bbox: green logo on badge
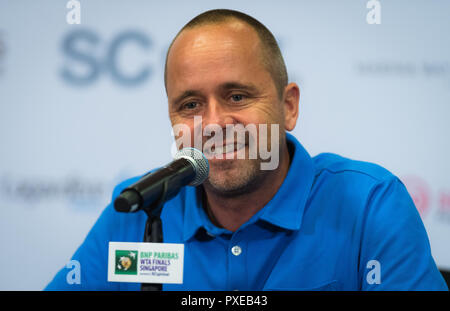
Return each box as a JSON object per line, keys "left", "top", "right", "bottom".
{"left": 115, "top": 250, "right": 138, "bottom": 275}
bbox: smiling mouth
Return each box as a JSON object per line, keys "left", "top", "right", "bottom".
{"left": 203, "top": 143, "right": 247, "bottom": 159}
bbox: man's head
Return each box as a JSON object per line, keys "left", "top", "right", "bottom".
{"left": 165, "top": 9, "right": 299, "bottom": 196}
{"left": 164, "top": 9, "right": 288, "bottom": 99}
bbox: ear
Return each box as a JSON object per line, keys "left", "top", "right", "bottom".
{"left": 282, "top": 83, "right": 300, "bottom": 131}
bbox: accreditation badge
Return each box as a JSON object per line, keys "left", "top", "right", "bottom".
{"left": 107, "top": 242, "right": 184, "bottom": 284}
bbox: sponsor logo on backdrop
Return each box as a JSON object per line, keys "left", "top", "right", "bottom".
{"left": 59, "top": 29, "right": 286, "bottom": 88}
{"left": 401, "top": 175, "right": 450, "bottom": 224}
{"left": 401, "top": 175, "right": 431, "bottom": 219}
{"left": 437, "top": 190, "right": 450, "bottom": 222}
{"left": 0, "top": 172, "right": 131, "bottom": 212}
{"left": 60, "top": 29, "right": 155, "bottom": 87}
{"left": 356, "top": 61, "right": 450, "bottom": 81}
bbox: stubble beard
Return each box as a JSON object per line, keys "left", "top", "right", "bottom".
{"left": 203, "top": 156, "right": 268, "bottom": 198}
{"left": 200, "top": 120, "right": 286, "bottom": 198}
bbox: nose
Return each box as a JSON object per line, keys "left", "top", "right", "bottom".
{"left": 202, "top": 97, "right": 235, "bottom": 129}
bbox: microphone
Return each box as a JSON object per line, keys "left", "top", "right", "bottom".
{"left": 114, "top": 148, "right": 209, "bottom": 213}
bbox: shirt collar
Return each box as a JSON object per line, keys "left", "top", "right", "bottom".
{"left": 182, "top": 132, "right": 315, "bottom": 241}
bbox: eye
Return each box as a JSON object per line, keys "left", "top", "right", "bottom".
{"left": 230, "top": 94, "right": 245, "bottom": 102}
{"left": 182, "top": 102, "right": 198, "bottom": 110}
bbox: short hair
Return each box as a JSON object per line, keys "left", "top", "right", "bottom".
{"left": 164, "top": 9, "right": 288, "bottom": 99}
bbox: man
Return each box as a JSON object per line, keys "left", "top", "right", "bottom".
{"left": 46, "top": 9, "right": 448, "bottom": 290}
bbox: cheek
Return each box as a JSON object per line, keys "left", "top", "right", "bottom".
{"left": 242, "top": 105, "right": 284, "bottom": 144}
{"left": 243, "top": 103, "right": 284, "bottom": 126}
{"left": 171, "top": 118, "right": 195, "bottom": 144}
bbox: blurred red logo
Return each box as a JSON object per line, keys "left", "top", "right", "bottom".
{"left": 400, "top": 175, "right": 431, "bottom": 219}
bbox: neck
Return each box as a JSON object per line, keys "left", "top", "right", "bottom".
{"left": 202, "top": 142, "right": 291, "bottom": 232}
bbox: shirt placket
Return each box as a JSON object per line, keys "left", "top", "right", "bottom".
{"left": 227, "top": 233, "right": 247, "bottom": 291}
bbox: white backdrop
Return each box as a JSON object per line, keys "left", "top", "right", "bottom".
{"left": 0, "top": 0, "right": 449, "bottom": 290}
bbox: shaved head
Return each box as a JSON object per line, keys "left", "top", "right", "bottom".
{"left": 164, "top": 9, "right": 288, "bottom": 99}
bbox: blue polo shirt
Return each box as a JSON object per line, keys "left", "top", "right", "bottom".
{"left": 45, "top": 133, "right": 448, "bottom": 291}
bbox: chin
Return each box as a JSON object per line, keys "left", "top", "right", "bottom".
{"left": 204, "top": 159, "right": 263, "bottom": 196}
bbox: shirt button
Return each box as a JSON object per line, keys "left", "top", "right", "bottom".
{"left": 231, "top": 245, "right": 242, "bottom": 256}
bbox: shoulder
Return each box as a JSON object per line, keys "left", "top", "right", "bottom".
{"left": 309, "top": 153, "right": 407, "bottom": 217}
{"left": 308, "top": 156, "right": 446, "bottom": 290}
{"left": 312, "top": 152, "right": 395, "bottom": 183}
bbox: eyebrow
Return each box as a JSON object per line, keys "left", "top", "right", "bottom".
{"left": 171, "top": 90, "right": 203, "bottom": 107}
{"left": 171, "top": 81, "right": 259, "bottom": 106}
{"left": 219, "top": 82, "right": 259, "bottom": 93}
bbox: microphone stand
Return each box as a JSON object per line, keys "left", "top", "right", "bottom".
{"left": 140, "top": 179, "right": 169, "bottom": 291}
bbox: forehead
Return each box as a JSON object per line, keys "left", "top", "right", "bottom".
{"left": 165, "top": 21, "right": 268, "bottom": 94}
{"left": 172, "top": 20, "right": 260, "bottom": 52}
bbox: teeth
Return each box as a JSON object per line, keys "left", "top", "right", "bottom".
{"left": 205, "top": 143, "right": 246, "bottom": 157}
{"left": 212, "top": 144, "right": 232, "bottom": 155}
